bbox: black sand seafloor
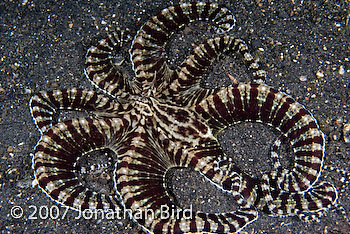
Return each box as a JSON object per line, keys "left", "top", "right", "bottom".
{"left": 0, "top": 0, "right": 349, "bottom": 233}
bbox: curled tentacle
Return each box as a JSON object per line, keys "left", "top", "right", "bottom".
{"left": 261, "top": 174, "right": 337, "bottom": 219}
{"left": 85, "top": 29, "right": 138, "bottom": 97}
{"left": 131, "top": 2, "right": 236, "bottom": 90}
{"left": 33, "top": 117, "right": 130, "bottom": 211}
{"left": 194, "top": 83, "right": 335, "bottom": 216}
{"left": 158, "top": 36, "right": 266, "bottom": 106}
{"left": 114, "top": 126, "right": 258, "bottom": 234}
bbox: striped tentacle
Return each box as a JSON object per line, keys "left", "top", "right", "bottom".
{"left": 119, "top": 97, "right": 239, "bottom": 193}
{"left": 148, "top": 95, "right": 259, "bottom": 205}
{"left": 85, "top": 30, "right": 138, "bottom": 97}
{"left": 261, "top": 174, "right": 337, "bottom": 219}
{"left": 184, "top": 141, "right": 259, "bottom": 209}
{"left": 147, "top": 97, "right": 256, "bottom": 202}
{"left": 194, "top": 83, "right": 336, "bottom": 215}
{"left": 195, "top": 83, "right": 325, "bottom": 192}
{"left": 159, "top": 36, "right": 266, "bottom": 106}
{"left": 33, "top": 117, "right": 129, "bottom": 211}
{"left": 148, "top": 205, "right": 257, "bottom": 234}
{"left": 30, "top": 89, "right": 120, "bottom": 134}
{"left": 131, "top": 1, "right": 236, "bottom": 90}
{"left": 115, "top": 127, "right": 258, "bottom": 234}
{"left": 269, "top": 135, "right": 285, "bottom": 170}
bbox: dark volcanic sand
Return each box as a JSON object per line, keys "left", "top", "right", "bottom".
{"left": 1, "top": 0, "right": 349, "bottom": 233}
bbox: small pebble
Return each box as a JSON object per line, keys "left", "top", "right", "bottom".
{"left": 335, "top": 118, "right": 344, "bottom": 127}
{"left": 316, "top": 71, "right": 324, "bottom": 78}
{"left": 343, "top": 123, "right": 350, "bottom": 143}
{"left": 331, "top": 132, "right": 339, "bottom": 141}
{"left": 299, "top": 75, "right": 308, "bottom": 82}
{"left": 339, "top": 65, "right": 345, "bottom": 75}
{"left": 24, "top": 88, "right": 32, "bottom": 94}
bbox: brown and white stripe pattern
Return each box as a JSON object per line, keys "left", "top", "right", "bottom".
{"left": 29, "top": 89, "right": 121, "bottom": 133}
{"left": 32, "top": 117, "right": 129, "bottom": 211}
{"left": 158, "top": 36, "right": 266, "bottom": 106}
{"left": 113, "top": 121, "right": 258, "bottom": 234}
{"left": 85, "top": 30, "right": 138, "bottom": 97}
{"left": 131, "top": 2, "right": 236, "bottom": 89}
{"left": 194, "top": 83, "right": 337, "bottom": 216}
{"left": 260, "top": 175, "right": 337, "bottom": 218}
{"left": 84, "top": 2, "right": 265, "bottom": 105}
{"left": 30, "top": 1, "right": 340, "bottom": 234}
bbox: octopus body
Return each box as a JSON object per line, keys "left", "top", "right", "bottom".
{"left": 30, "top": 2, "right": 337, "bottom": 233}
